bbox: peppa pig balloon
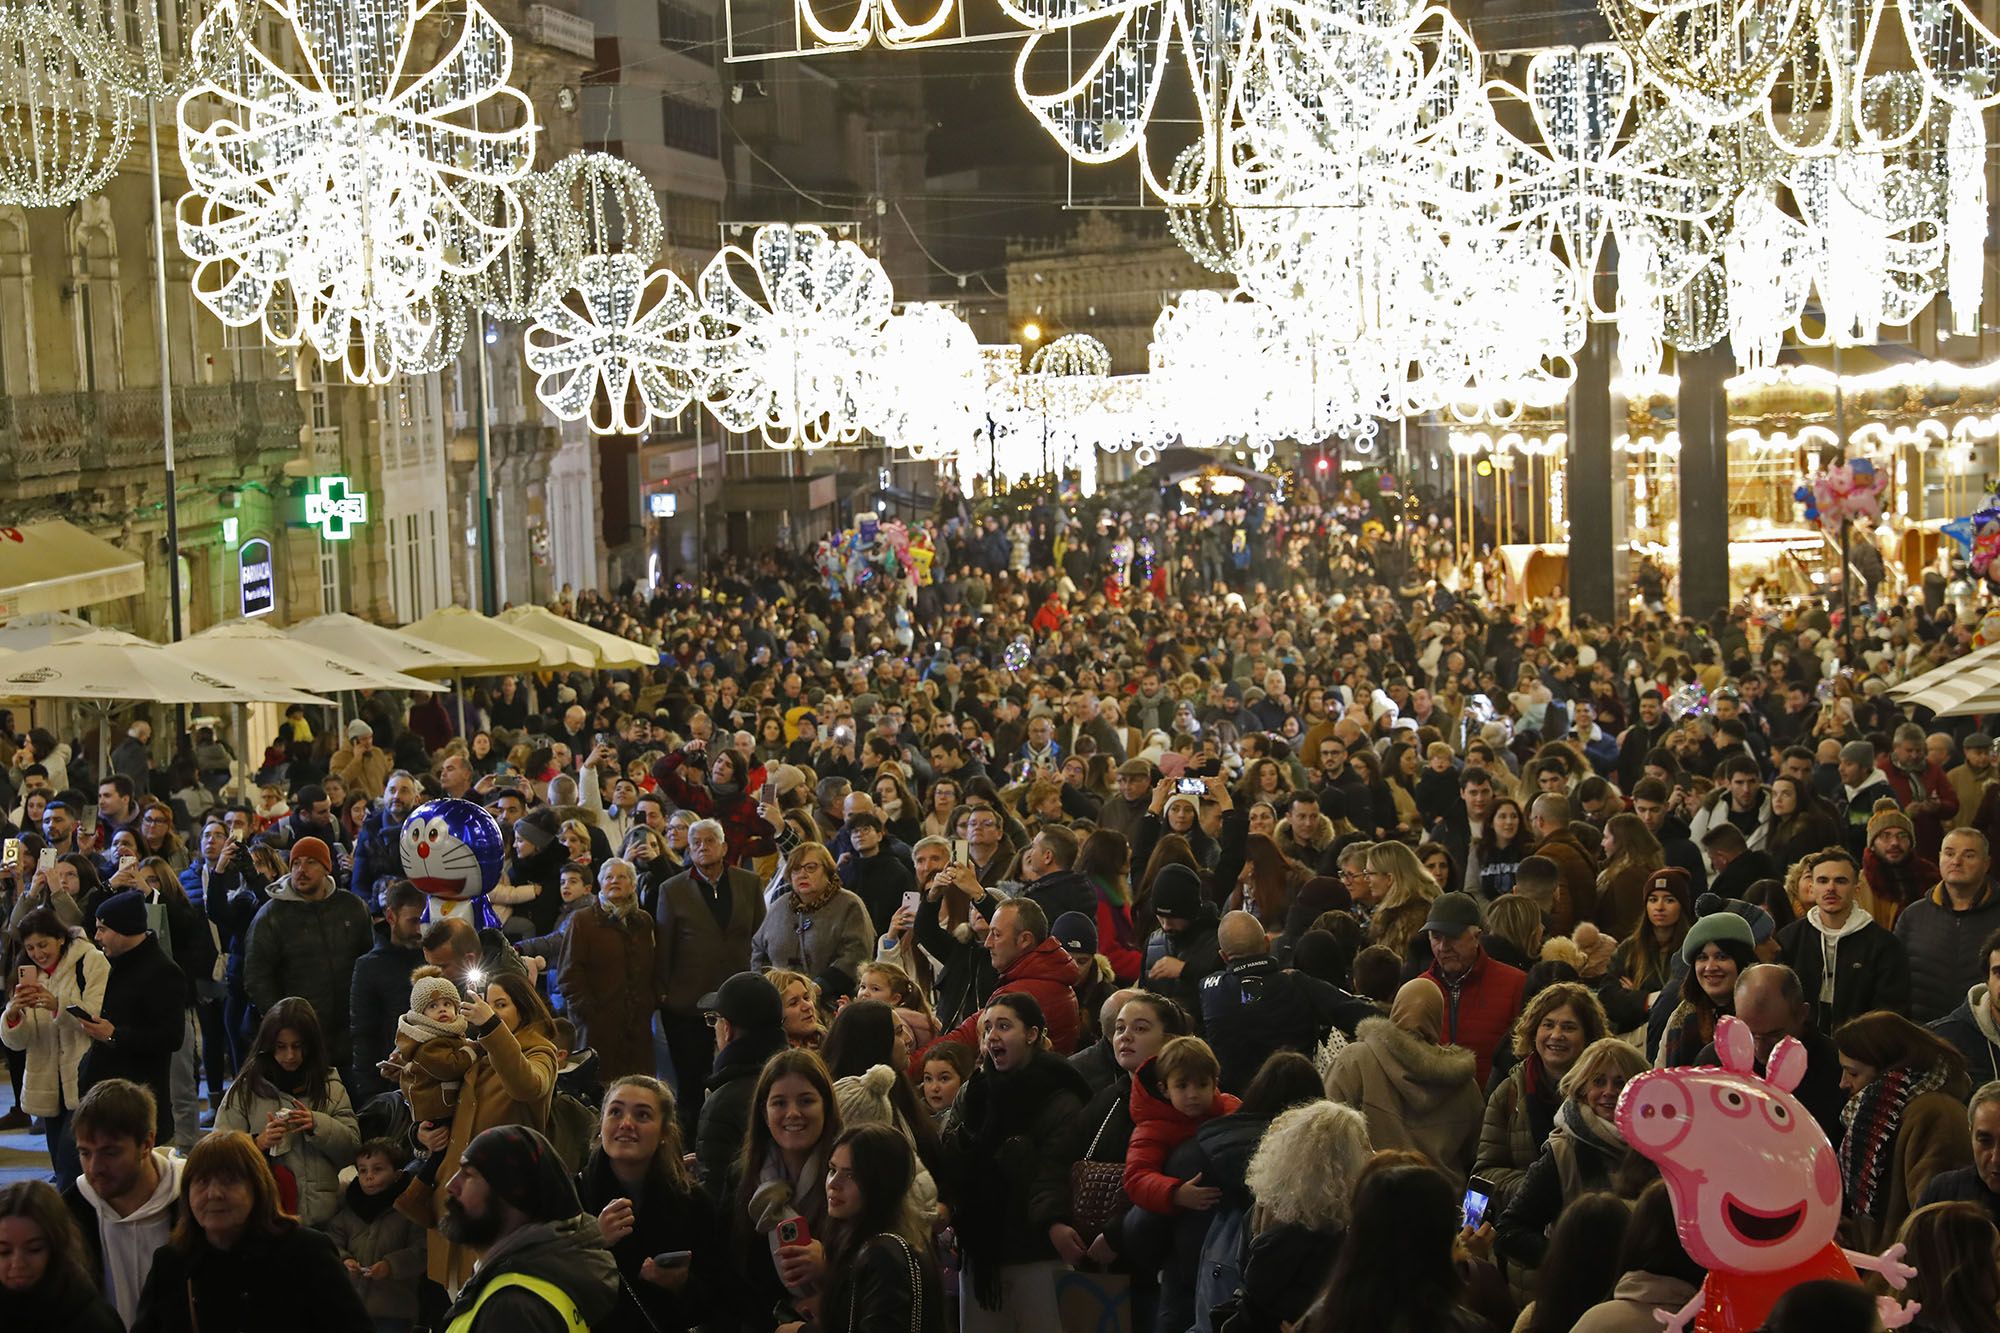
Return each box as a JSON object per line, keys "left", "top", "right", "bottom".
{"left": 1616, "top": 1015, "right": 1919, "bottom": 1333}
{"left": 399, "top": 798, "right": 505, "bottom": 923}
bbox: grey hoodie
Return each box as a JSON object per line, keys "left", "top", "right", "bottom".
{"left": 442, "top": 1215, "right": 619, "bottom": 1333}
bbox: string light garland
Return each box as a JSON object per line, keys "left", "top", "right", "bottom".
{"left": 0, "top": 6, "right": 136, "bottom": 208}
{"left": 62, "top": 0, "right": 235, "bottom": 99}
{"left": 524, "top": 253, "right": 705, "bottom": 434}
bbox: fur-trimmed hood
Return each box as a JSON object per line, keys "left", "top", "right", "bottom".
{"left": 1353, "top": 1015, "right": 1478, "bottom": 1100}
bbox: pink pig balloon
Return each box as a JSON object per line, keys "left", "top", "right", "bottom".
{"left": 1616, "top": 1015, "right": 1920, "bottom": 1333}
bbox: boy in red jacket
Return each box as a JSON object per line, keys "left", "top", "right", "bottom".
{"left": 1123, "top": 1036, "right": 1242, "bottom": 1216}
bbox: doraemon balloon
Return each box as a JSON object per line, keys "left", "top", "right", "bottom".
{"left": 400, "top": 798, "right": 505, "bottom": 926}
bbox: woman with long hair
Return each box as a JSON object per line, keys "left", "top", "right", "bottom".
{"left": 129, "top": 853, "right": 217, "bottom": 1148}
{"left": 775, "top": 1124, "right": 944, "bottom": 1333}
{"left": 395, "top": 971, "right": 559, "bottom": 1292}
{"left": 821, "top": 999, "right": 946, "bottom": 1181}
{"left": 212, "top": 997, "right": 360, "bottom": 1227}
{"left": 1347, "top": 749, "right": 1399, "bottom": 841}
{"left": 1610, "top": 868, "right": 1692, "bottom": 1002}
{"left": 1655, "top": 915, "right": 1757, "bottom": 1068}
{"left": 1595, "top": 815, "right": 1665, "bottom": 940}
{"left": 1897, "top": 1201, "right": 2000, "bottom": 1333}
{"left": 577, "top": 1076, "right": 720, "bottom": 1333}
{"left": 1, "top": 906, "right": 107, "bottom": 1179}
{"left": 1383, "top": 742, "right": 1424, "bottom": 840}
{"left": 136, "top": 803, "right": 190, "bottom": 873}
{"left": 942, "top": 991, "right": 1093, "bottom": 1328}
{"left": 1227, "top": 834, "right": 1307, "bottom": 934}
{"left": 130, "top": 1132, "right": 369, "bottom": 1333}
{"left": 1474, "top": 797, "right": 1535, "bottom": 901}
{"left": 1074, "top": 828, "right": 1141, "bottom": 984}
{"left": 1569, "top": 1180, "right": 1706, "bottom": 1333}
{"left": 872, "top": 771, "right": 923, "bottom": 846}
{"left": 1294, "top": 1162, "right": 1487, "bottom": 1333}
{"left": 732, "top": 1049, "right": 843, "bottom": 1324}
{"left": 1834, "top": 1011, "right": 1975, "bottom": 1249}
{"left": 1766, "top": 775, "right": 1847, "bottom": 876}
{"left": 1475, "top": 982, "right": 1611, "bottom": 1211}
{"left": 1363, "top": 841, "right": 1440, "bottom": 959}
{"left": 0, "top": 1179, "right": 122, "bottom": 1332}
{"left": 1517, "top": 1193, "right": 1633, "bottom": 1333}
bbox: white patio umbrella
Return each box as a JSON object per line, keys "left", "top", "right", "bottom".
{"left": 401, "top": 607, "right": 596, "bottom": 674}
{"left": 167, "top": 621, "right": 448, "bottom": 696}
{"left": 1899, "top": 662, "right": 2000, "bottom": 717}
{"left": 288, "top": 612, "right": 491, "bottom": 676}
{"left": 496, "top": 605, "right": 658, "bottom": 670}
{"left": 0, "top": 629, "right": 336, "bottom": 778}
{"left": 1891, "top": 641, "right": 2000, "bottom": 699}
{"left": 0, "top": 611, "right": 97, "bottom": 652}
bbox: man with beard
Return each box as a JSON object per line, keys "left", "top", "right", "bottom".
{"left": 1878, "top": 722, "right": 1960, "bottom": 862}
{"left": 1862, "top": 802, "right": 1938, "bottom": 928}
{"left": 1616, "top": 690, "right": 1675, "bottom": 791}
{"left": 436, "top": 1125, "right": 619, "bottom": 1333}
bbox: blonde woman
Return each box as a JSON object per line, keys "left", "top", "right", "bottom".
{"left": 1595, "top": 814, "right": 1665, "bottom": 940}
{"left": 1238, "top": 1100, "right": 1376, "bottom": 1331}
{"left": 1365, "top": 840, "right": 1442, "bottom": 958}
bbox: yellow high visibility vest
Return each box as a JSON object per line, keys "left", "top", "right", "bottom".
{"left": 443, "top": 1271, "right": 588, "bottom": 1333}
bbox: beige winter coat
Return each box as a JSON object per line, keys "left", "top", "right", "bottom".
{"left": 0, "top": 932, "right": 110, "bottom": 1116}
{"left": 1324, "top": 1015, "right": 1484, "bottom": 1183}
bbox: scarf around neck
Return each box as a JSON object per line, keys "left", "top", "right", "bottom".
{"left": 1840, "top": 1063, "right": 1950, "bottom": 1219}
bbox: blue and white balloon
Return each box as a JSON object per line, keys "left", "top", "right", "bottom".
{"left": 399, "top": 797, "right": 505, "bottom": 904}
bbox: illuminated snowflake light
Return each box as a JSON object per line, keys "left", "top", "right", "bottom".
{"left": 524, "top": 254, "right": 705, "bottom": 434}
{"left": 175, "top": 0, "right": 538, "bottom": 383}
{"left": 694, "top": 224, "right": 894, "bottom": 447}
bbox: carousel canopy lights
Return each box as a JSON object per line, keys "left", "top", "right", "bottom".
{"left": 175, "top": 0, "right": 539, "bottom": 384}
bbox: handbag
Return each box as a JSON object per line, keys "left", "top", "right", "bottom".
{"left": 1068, "top": 1101, "right": 1126, "bottom": 1239}
{"left": 848, "top": 1233, "right": 924, "bottom": 1333}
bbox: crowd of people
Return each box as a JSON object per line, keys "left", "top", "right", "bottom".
{"left": 3, "top": 476, "right": 2000, "bottom": 1333}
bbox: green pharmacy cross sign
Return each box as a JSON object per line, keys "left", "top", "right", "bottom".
{"left": 305, "top": 475, "right": 369, "bottom": 541}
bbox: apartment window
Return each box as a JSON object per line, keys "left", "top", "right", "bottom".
{"left": 664, "top": 194, "right": 722, "bottom": 250}
{"left": 656, "top": 0, "right": 713, "bottom": 47}
{"left": 661, "top": 93, "right": 719, "bottom": 157}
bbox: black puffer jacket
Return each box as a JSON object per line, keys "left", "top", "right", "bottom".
{"left": 1895, "top": 884, "right": 2000, "bottom": 1024}
{"left": 347, "top": 924, "right": 423, "bottom": 1100}
{"left": 79, "top": 934, "right": 185, "bottom": 1143}
{"left": 1495, "top": 1099, "right": 1654, "bottom": 1269}
{"left": 945, "top": 1050, "right": 1091, "bottom": 1307}
{"left": 131, "top": 1223, "right": 369, "bottom": 1333}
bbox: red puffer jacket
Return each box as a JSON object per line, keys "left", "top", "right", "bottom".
{"left": 1122, "top": 1058, "right": 1241, "bottom": 1216}
{"left": 930, "top": 935, "right": 1084, "bottom": 1056}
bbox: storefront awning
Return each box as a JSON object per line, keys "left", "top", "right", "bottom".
{"left": 0, "top": 520, "right": 144, "bottom": 619}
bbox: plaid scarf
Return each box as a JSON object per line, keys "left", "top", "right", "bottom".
{"left": 1840, "top": 1063, "right": 1949, "bottom": 1219}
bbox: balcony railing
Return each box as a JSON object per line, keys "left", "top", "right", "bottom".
{"left": 0, "top": 379, "right": 306, "bottom": 484}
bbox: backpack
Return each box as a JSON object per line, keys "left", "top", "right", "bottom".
{"left": 544, "top": 1088, "right": 597, "bottom": 1175}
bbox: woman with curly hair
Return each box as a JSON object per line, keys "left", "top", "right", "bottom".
{"left": 1474, "top": 981, "right": 1610, "bottom": 1208}
{"left": 1233, "top": 1098, "right": 1374, "bottom": 1332}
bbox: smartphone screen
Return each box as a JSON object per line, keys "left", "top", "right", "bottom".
{"left": 119, "top": 855, "right": 138, "bottom": 875}
{"left": 1176, "top": 777, "right": 1206, "bottom": 795}
{"left": 1462, "top": 1186, "right": 1490, "bottom": 1231}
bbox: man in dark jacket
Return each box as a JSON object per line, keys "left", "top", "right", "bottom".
{"left": 1015, "top": 825, "right": 1097, "bottom": 922}
{"left": 1773, "top": 847, "right": 1910, "bottom": 1034}
{"left": 1897, "top": 829, "right": 2000, "bottom": 1023}
{"left": 1916, "top": 1085, "right": 2000, "bottom": 1228}
{"left": 910, "top": 850, "right": 999, "bottom": 1033}
{"left": 1200, "top": 911, "right": 1343, "bottom": 1093}
{"left": 80, "top": 891, "right": 187, "bottom": 1144}
{"left": 350, "top": 770, "right": 422, "bottom": 910}
{"left": 1140, "top": 865, "right": 1226, "bottom": 1024}
{"left": 348, "top": 880, "right": 428, "bottom": 1101}
{"left": 1096, "top": 761, "right": 1155, "bottom": 843}
{"left": 837, "top": 810, "right": 917, "bottom": 934}
{"left": 655, "top": 817, "right": 766, "bottom": 1133}
{"left": 693, "top": 971, "right": 789, "bottom": 1195}
{"left": 1931, "top": 928, "right": 2000, "bottom": 1086}
{"left": 242, "top": 837, "right": 374, "bottom": 1068}
{"left": 1699, "top": 824, "right": 1777, "bottom": 903}
{"left": 1528, "top": 793, "right": 1599, "bottom": 930}
{"left": 438, "top": 1125, "right": 620, "bottom": 1333}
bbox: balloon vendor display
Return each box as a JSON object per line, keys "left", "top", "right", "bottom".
{"left": 1615, "top": 1015, "right": 1919, "bottom": 1333}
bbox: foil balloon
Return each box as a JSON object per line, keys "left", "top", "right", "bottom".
{"left": 400, "top": 797, "right": 506, "bottom": 924}
{"left": 1663, "top": 683, "right": 1711, "bottom": 722}
{"left": 1003, "top": 637, "right": 1032, "bottom": 671}
{"left": 1617, "top": 1016, "right": 1919, "bottom": 1333}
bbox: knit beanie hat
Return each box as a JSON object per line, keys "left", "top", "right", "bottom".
{"left": 1866, "top": 798, "right": 1914, "bottom": 845}
{"left": 515, "top": 808, "right": 558, "bottom": 853}
{"left": 1681, "top": 909, "right": 1756, "bottom": 965}
{"left": 289, "top": 836, "right": 333, "bottom": 870}
{"left": 1152, "top": 864, "right": 1205, "bottom": 919}
{"left": 410, "top": 969, "right": 460, "bottom": 1017}
{"left": 95, "top": 889, "right": 149, "bottom": 939}
{"left": 458, "top": 1125, "right": 580, "bottom": 1223}
{"left": 833, "top": 1065, "right": 900, "bottom": 1129}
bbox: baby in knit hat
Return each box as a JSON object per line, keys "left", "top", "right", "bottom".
{"left": 378, "top": 966, "right": 479, "bottom": 1123}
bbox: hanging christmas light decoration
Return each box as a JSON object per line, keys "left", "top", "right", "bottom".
{"left": 694, "top": 224, "right": 894, "bottom": 447}
{"left": 524, "top": 254, "right": 706, "bottom": 434}
{"left": 1596, "top": 0, "right": 1824, "bottom": 124}
{"left": 175, "top": 0, "right": 539, "bottom": 383}
{"left": 865, "top": 303, "right": 987, "bottom": 460}
{"left": 61, "top": 0, "right": 236, "bottom": 99}
{"left": 795, "top": 0, "right": 958, "bottom": 51}
{"left": 0, "top": 6, "right": 136, "bottom": 208}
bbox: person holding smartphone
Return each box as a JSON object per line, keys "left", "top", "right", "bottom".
{"left": 579, "top": 1076, "right": 721, "bottom": 1333}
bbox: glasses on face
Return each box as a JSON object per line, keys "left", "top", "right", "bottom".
{"left": 703, "top": 1011, "right": 721, "bottom": 1028}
